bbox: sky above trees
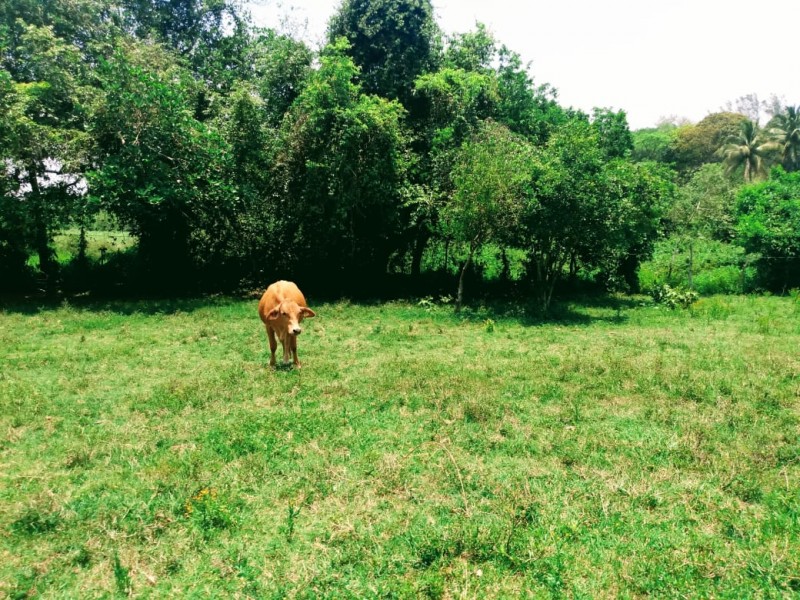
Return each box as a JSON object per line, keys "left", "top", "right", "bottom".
{"left": 250, "top": 0, "right": 800, "bottom": 129}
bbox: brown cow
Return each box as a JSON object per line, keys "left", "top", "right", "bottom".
{"left": 258, "top": 280, "right": 316, "bottom": 368}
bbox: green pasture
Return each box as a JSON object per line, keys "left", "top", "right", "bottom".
{"left": 26, "top": 229, "right": 136, "bottom": 269}
{"left": 1, "top": 295, "right": 799, "bottom": 597}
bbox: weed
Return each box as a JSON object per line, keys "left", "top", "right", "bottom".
{"left": 184, "top": 487, "right": 233, "bottom": 537}
{"left": 651, "top": 284, "right": 699, "bottom": 309}
{"left": 284, "top": 503, "right": 301, "bottom": 543}
{"left": 112, "top": 553, "right": 132, "bottom": 596}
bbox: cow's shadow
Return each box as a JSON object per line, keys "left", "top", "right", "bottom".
{"left": 272, "top": 362, "right": 297, "bottom": 372}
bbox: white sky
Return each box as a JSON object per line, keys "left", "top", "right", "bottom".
{"left": 248, "top": 0, "right": 800, "bottom": 130}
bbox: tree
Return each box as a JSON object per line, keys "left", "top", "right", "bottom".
{"left": 520, "top": 119, "right": 670, "bottom": 307}
{"left": 719, "top": 120, "right": 775, "bottom": 182}
{"left": 592, "top": 107, "right": 633, "bottom": 159}
{"left": 89, "top": 49, "right": 234, "bottom": 286}
{"left": 631, "top": 122, "right": 678, "bottom": 164}
{"left": 0, "top": 70, "right": 31, "bottom": 289}
{"left": 521, "top": 119, "right": 606, "bottom": 309}
{"left": 119, "top": 0, "right": 251, "bottom": 103}
{"left": 768, "top": 105, "right": 800, "bottom": 172}
{"left": 327, "top": 0, "right": 441, "bottom": 107}
{"left": 443, "top": 23, "right": 495, "bottom": 73}
{"left": 670, "top": 112, "right": 747, "bottom": 174}
{"left": 736, "top": 168, "right": 800, "bottom": 290}
{"left": 442, "top": 120, "right": 534, "bottom": 309}
{"left": 0, "top": 22, "right": 95, "bottom": 289}
{"left": 246, "top": 29, "right": 313, "bottom": 126}
{"left": 495, "top": 46, "right": 562, "bottom": 144}
{"left": 668, "top": 163, "right": 739, "bottom": 288}
{"left": 408, "top": 67, "right": 498, "bottom": 274}
{"left": 442, "top": 24, "right": 562, "bottom": 144}
{"left": 273, "top": 39, "right": 409, "bottom": 283}
{"left": 0, "top": 0, "right": 117, "bottom": 78}
{"left": 595, "top": 159, "right": 672, "bottom": 292}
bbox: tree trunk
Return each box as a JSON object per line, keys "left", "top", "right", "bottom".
{"left": 77, "top": 225, "right": 88, "bottom": 265}
{"left": 28, "top": 166, "right": 57, "bottom": 293}
{"left": 569, "top": 252, "right": 577, "bottom": 280}
{"left": 668, "top": 247, "right": 676, "bottom": 281}
{"left": 501, "top": 248, "right": 510, "bottom": 282}
{"left": 410, "top": 224, "right": 429, "bottom": 277}
{"left": 456, "top": 244, "right": 476, "bottom": 313}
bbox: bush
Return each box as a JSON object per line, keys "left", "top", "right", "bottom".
{"left": 693, "top": 266, "right": 744, "bottom": 295}
{"left": 639, "top": 237, "right": 752, "bottom": 295}
{"left": 651, "top": 284, "right": 698, "bottom": 309}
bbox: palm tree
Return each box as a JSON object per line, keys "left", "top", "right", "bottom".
{"left": 719, "top": 120, "right": 775, "bottom": 182}
{"left": 769, "top": 105, "right": 800, "bottom": 172}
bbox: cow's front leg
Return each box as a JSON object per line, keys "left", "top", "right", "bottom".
{"left": 267, "top": 326, "right": 278, "bottom": 367}
{"left": 290, "top": 335, "right": 301, "bottom": 368}
{"left": 281, "top": 336, "right": 291, "bottom": 364}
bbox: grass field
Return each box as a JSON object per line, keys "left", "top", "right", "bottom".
{"left": 1, "top": 294, "right": 799, "bottom": 598}
{"left": 26, "top": 229, "right": 136, "bottom": 269}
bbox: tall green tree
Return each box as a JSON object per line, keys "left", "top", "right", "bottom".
{"left": 407, "top": 67, "right": 498, "bottom": 274}
{"left": 592, "top": 107, "right": 633, "bottom": 159}
{"left": 521, "top": 119, "right": 605, "bottom": 308}
{"left": 521, "top": 119, "right": 670, "bottom": 307}
{"left": 736, "top": 168, "right": 800, "bottom": 290}
{"left": 594, "top": 159, "right": 672, "bottom": 292}
{"left": 443, "top": 120, "right": 534, "bottom": 309}
{"left": 0, "top": 22, "right": 95, "bottom": 288}
{"left": 719, "top": 120, "right": 775, "bottom": 182}
{"left": 0, "top": 0, "right": 117, "bottom": 77}
{"left": 89, "top": 49, "right": 234, "bottom": 285}
{"left": 442, "top": 24, "right": 562, "bottom": 144}
{"left": 327, "top": 0, "right": 441, "bottom": 107}
{"left": 768, "top": 105, "right": 800, "bottom": 172}
{"left": 246, "top": 29, "right": 313, "bottom": 126}
{"left": 668, "top": 163, "right": 739, "bottom": 288}
{"left": 442, "top": 23, "right": 495, "bottom": 73}
{"left": 119, "top": 0, "right": 250, "bottom": 101}
{"left": 273, "top": 39, "right": 409, "bottom": 282}
{"left": 631, "top": 122, "right": 678, "bottom": 164}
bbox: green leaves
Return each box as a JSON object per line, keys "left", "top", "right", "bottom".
{"left": 273, "top": 40, "right": 409, "bottom": 278}
{"left": 328, "top": 0, "right": 441, "bottom": 106}
{"left": 720, "top": 119, "right": 778, "bottom": 183}
{"left": 89, "top": 50, "right": 234, "bottom": 279}
{"left": 446, "top": 120, "right": 533, "bottom": 244}
{"left": 768, "top": 105, "right": 800, "bottom": 172}
{"left": 735, "top": 168, "right": 800, "bottom": 289}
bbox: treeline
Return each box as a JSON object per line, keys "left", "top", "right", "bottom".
{"left": 633, "top": 102, "right": 800, "bottom": 295}
{"left": 1, "top": 0, "right": 798, "bottom": 303}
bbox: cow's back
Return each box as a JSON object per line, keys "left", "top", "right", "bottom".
{"left": 258, "top": 280, "right": 307, "bottom": 323}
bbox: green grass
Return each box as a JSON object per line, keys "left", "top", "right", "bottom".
{"left": 27, "top": 229, "right": 135, "bottom": 268}
{"left": 1, "top": 294, "right": 799, "bottom": 597}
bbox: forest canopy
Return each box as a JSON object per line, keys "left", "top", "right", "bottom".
{"left": 1, "top": 0, "right": 798, "bottom": 303}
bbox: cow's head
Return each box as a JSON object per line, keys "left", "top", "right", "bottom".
{"left": 267, "top": 301, "right": 316, "bottom": 336}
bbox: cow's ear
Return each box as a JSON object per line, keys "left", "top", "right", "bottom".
{"left": 267, "top": 307, "right": 281, "bottom": 320}
{"left": 301, "top": 307, "right": 316, "bottom": 318}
